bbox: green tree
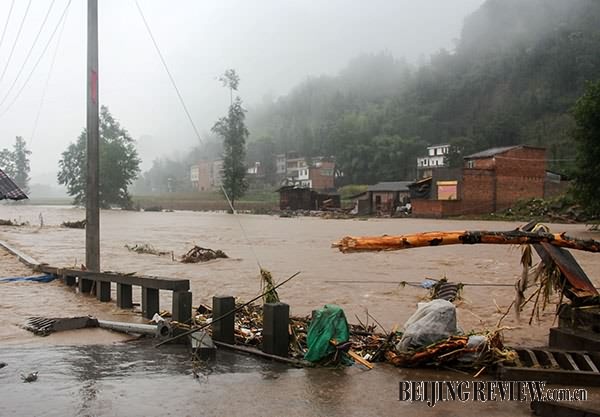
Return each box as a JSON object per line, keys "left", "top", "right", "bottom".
{"left": 212, "top": 69, "right": 248, "bottom": 208}
{"left": 571, "top": 80, "right": 600, "bottom": 216}
{"left": 0, "top": 147, "right": 15, "bottom": 178}
{"left": 57, "top": 106, "right": 141, "bottom": 208}
{"left": 12, "top": 136, "right": 31, "bottom": 192}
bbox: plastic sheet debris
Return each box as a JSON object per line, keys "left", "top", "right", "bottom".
{"left": 397, "top": 299, "right": 460, "bottom": 351}
{"left": 0, "top": 274, "right": 56, "bottom": 283}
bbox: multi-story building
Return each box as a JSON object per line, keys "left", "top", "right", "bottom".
{"left": 416, "top": 144, "right": 451, "bottom": 178}
{"left": 190, "top": 160, "right": 223, "bottom": 191}
{"left": 410, "top": 145, "right": 547, "bottom": 217}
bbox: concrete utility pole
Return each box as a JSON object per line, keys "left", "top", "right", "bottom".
{"left": 83, "top": 0, "right": 105, "bottom": 300}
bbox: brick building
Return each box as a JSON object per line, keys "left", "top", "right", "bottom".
{"left": 411, "top": 145, "right": 547, "bottom": 217}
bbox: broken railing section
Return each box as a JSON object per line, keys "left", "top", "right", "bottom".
{"left": 36, "top": 265, "right": 193, "bottom": 321}
{"left": 333, "top": 230, "right": 600, "bottom": 254}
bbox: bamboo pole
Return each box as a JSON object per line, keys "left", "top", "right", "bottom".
{"left": 332, "top": 230, "right": 600, "bottom": 254}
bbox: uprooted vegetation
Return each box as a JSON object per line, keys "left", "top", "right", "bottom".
{"left": 180, "top": 246, "right": 228, "bottom": 263}
{"left": 61, "top": 219, "right": 86, "bottom": 229}
{"left": 125, "top": 243, "right": 171, "bottom": 256}
{"left": 0, "top": 219, "right": 28, "bottom": 226}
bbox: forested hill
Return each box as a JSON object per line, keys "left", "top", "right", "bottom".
{"left": 246, "top": 0, "right": 600, "bottom": 185}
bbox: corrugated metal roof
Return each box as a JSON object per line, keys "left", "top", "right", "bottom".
{"left": 464, "top": 146, "right": 519, "bottom": 159}
{"left": 0, "top": 169, "right": 28, "bottom": 200}
{"left": 367, "top": 181, "right": 413, "bottom": 192}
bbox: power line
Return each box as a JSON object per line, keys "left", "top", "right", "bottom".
{"left": 0, "top": 0, "right": 56, "bottom": 109}
{"left": 0, "top": 0, "right": 16, "bottom": 55}
{"left": 0, "top": 0, "right": 32, "bottom": 87}
{"left": 134, "top": 0, "right": 203, "bottom": 144}
{"left": 30, "top": 1, "right": 69, "bottom": 146}
{"left": 0, "top": 0, "right": 71, "bottom": 120}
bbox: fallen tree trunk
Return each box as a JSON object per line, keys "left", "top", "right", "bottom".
{"left": 332, "top": 230, "right": 600, "bottom": 254}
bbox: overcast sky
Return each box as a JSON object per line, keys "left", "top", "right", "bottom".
{"left": 0, "top": 0, "right": 485, "bottom": 185}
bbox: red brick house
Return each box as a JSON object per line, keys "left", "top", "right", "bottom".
{"left": 411, "top": 145, "right": 547, "bottom": 217}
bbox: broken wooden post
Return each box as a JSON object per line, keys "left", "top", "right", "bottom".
{"left": 142, "top": 287, "right": 160, "bottom": 319}
{"left": 333, "top": 230, "right": 600, "bottom": 253}
{"left": 172, "top": 291, "right": 192, "bottom": 323}
{"left": 96, "top": 280, "right": 111, "bottom": 302}
{"left": 262, "top": 302, "right": 289, "bottom": 357}
{"left": 117, "top": 283, "right": 133, "bottom": 308}
{"left": 212, "top": 296, "right": 235, "bottom": 344}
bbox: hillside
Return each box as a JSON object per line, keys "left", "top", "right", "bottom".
{"left": 246, "top": 0, "right": 600, "bottom": 185}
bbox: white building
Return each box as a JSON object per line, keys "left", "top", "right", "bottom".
{"left": 417, "top": 144, "right": 450, "bottom": 178}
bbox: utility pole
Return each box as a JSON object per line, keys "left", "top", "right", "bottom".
{"left": 83, "top": 0, "right": 106, "bottom": 300}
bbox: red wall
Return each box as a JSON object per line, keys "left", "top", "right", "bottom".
{"left": 413, "top": 146, "right": 546, "bottom": 217}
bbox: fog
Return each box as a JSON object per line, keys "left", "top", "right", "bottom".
{"left": 0, "top": 0, "right": 484, "bottom": 187}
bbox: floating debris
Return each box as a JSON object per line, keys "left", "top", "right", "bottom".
{"left": 180, "top": 246, "right": 228, "bottom": 263}
{"left": 125, "top": 243, "right": 170, "bottom": 256}
{"left": 21, "top": 372, "right": 38, "bottom": 383}
{"left": 143, "top": 206, "right": 163, "bottom": 212}
{"left": 61, "top": 219, "right": 86, "bottom": 229}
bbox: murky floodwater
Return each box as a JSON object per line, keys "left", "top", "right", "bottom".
{"left": 1, "top": 205, "right": 599, "bottom": 416}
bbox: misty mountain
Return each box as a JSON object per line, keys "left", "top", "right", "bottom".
{"left": 246, "top": 0, "right": 600, "bottom": 184}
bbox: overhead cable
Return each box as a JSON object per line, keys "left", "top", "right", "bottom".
{"left": 134, "top": 0, "right": 203, "bottom": 144}
{"left": 0, "top": 0, "right": 71, "bottom": 119}
{"left": 0, "top": 0, "right": 32, "bottom": 86}
{"left": 0, "top": 0, "right": 56, "bottom": 109}
{"left": 0, "top": 0, "right": 16, "bottom": 55}
{"left": 30, "top": 2, "right": 69, "bottom": 145}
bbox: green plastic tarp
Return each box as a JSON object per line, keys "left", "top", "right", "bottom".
{"left": 304, "top": 304, "right": 350, "bottom": 362}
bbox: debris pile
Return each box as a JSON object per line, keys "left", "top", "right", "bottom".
{"left": 125, "top": 243, "right": 170, "bottom": 256}
{"left": 180, "top": 246, "right": 228, "bottom": 263}
{"left": 0, "top": 218, "right": 27, "bottom": 226}
{"left": 503, "top": 197, "right": 593, "bottom": 223}
{"left": 193, "top": 300, "right": 514, "bottom": 371}
{"left": 61, "top": 219, "right": 86, "bottom": 229}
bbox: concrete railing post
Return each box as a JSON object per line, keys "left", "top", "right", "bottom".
{"left": 117, "top": 283, "right": 133, "bottom": 308}
{"left": 262, "top": 302, "right": 290, "bottom": 357}
{"left": 97, "top": 281, "right": 111, "bottom": 302}
{"left": 172, "top": 291, "right": 193, "bottom": 324}
{"left": 212, "top": 296, "right": 235, "bottom": 344}
{"left": 142, "top": 287, "right": 160, "bottom": 319}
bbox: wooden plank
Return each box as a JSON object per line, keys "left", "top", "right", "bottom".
{"left": 213, "top": 340, "right": 314, "bottom": 368}
{"left": 582, "top": 354, "right": 600, "bottom": 373}
{"left": 544, "top": 351, "right": 561, "bottom": 369}
{"left": 37, "top": 265, "right": 189, "bottom": 291}
{"left": 563, "top": 353, "right": 581, "bottom": 371}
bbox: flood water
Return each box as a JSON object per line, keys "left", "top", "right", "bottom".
{"left": 1, "top": 205, "right": 599, "bottom": 416}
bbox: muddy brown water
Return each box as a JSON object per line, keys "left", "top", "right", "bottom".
{"left": 1, "top": 205, "right": 599, "bottom": 416}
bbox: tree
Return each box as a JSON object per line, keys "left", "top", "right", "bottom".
{"left": 12, "top": 136, "right": 31, "bottom": 192}
{"left": 58, "top": 106, "right": 141, "bottom": 208}
{"left": 0, "top": 147, "right": 15, "bottom": 178}
{"left": 212, "top": 69, "right": 248, "bottom": 208}
{"left": 571, "top": 80, "right": 600, "bottom": 217}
